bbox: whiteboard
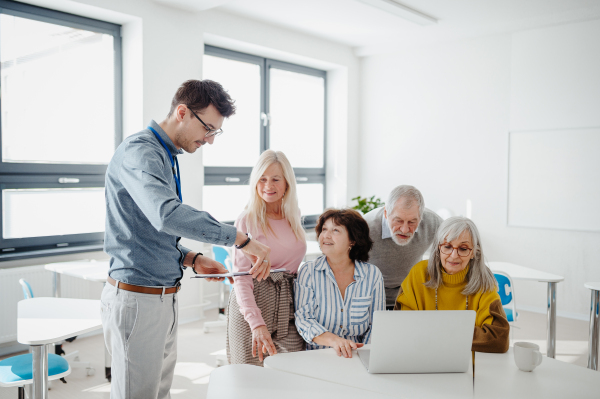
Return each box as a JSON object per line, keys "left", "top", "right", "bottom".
{"left": 507, "top": 128, "right": 600, "bottom": 232}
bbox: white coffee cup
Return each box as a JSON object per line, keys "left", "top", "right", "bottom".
{"left": 514, "top": 342, "right": 543, "bottom": 372}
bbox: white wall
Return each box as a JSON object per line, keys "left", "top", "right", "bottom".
{"left": 9, "top": 0, "right": 360, "bottom": 319}
{"left": 359, "top": 19, "right": 600, "bottom": 318}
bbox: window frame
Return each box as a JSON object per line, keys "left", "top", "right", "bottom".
{"left": 203, "top": 45, "right": 327, "bottom": 228}
{"left": 0, "top": 0, "right": 122, "bottom": 261}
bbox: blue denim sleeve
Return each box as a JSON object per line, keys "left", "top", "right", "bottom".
{"left": 120, "top": 140, "right": 237, "bottom": 247}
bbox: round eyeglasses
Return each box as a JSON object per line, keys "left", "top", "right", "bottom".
{"left": 439, "top": 244, "right": 473, "bottom": 257}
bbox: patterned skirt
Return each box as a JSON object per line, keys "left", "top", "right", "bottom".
{"left": 226, "top": 272, "right": 306, "bottom": 366}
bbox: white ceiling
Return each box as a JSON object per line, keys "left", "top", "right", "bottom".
{"left": 153, "top": 0, "right": 600, "bottom": 56}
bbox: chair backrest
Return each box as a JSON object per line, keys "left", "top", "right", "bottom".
{"left": 19, "top": 278, "right": 34, "bottom": 299}
{"left": 494, "top": 272, "right": 514, "bottom": 306}
{"left": 212, "top": 246, "right": 231, "bottom": 269}
{"left": 212, "top": 246, "right": 233, "bottom": 288}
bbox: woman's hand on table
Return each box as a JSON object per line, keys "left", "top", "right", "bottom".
{"left": 252, "top": 325, "right": 277, "bottom": 361}
{"left": 313, "top": 332, "right": 364, "bottom": 358}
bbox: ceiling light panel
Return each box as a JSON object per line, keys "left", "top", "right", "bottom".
{"left": 356, "top": 0, "right": 437, "bottom": 25}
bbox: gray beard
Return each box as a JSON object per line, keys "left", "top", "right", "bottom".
{"left": 391, "top": 233, "right": 414, "bottom": 246}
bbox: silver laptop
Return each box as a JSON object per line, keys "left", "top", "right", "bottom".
{"left": 357, "top": 310, "right": 476, "bottom": 374}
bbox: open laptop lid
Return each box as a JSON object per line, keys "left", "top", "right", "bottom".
{"left": 367, "top": 310, "right": 476, "bottom": 374}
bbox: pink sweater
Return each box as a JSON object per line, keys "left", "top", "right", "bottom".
{"left": 233, "top": 212, "right": 307, "bottom": 330}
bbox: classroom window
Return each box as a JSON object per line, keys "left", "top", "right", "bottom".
{"left": 0, "top": 0, "right": 122, "bottom": 261}
{"left": 202, "top": 46, "right": 326, "bottom": 226}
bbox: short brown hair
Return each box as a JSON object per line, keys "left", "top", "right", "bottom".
{"left": 315, "top": 208, "right": 373, "bottom": 262}
{"left": 167, "top": 79, "right": 236, "bottom": 118}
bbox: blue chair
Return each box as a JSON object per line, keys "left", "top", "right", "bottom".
{"left": 18, "top": 279, "right": 33, "bottom": 300}
{"left": 494, "top": 272, "right": 518, "bottom": 322}
{"left": 0, "top": 350, "right": 71, "bottom": 398}
{"left": 211, "top": 246, "right": 234, "bottom": 310}
{"left": 203, "top": 246, "right": 233, "bottom": 334}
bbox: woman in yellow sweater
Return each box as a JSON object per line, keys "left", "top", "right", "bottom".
{"left": 395, "top": 216, "right": 509, "bottom": 353}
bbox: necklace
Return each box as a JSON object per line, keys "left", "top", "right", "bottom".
{"left": 435, "top": 288, "right": 468, "bottom": 311}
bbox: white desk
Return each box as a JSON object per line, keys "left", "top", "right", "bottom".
{"left": 584, "top": 282, "right": 600, "bottom": 370}
{"left": 45, "top": 260, "right": 111, "bottom": 380}
{"left": 207, "top": 364, "right": 396, "bottom": 399}
{"left": 17, "top": 298, "right": 102, "bottom": 399}
{"left": 488, "top": 262, "right": 564, "bottom": 358}
{"left": 45, "top": 260, "right": 110, "bottom": 297}
{"left": 264, "top": 345, "right": 473, "bottom": 399}
{"left": 474, "top": 347, "right": 600, "bottom": 399}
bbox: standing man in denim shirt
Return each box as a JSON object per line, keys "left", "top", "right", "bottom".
{"left": 102, "top": 80, "right": 271, "bottom": 399}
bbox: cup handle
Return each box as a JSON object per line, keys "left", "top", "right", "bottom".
{"left": 533, "top": 350, "right": 543, "bottom": 367}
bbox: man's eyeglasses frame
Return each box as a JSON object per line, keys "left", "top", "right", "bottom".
{"left": 188, "top": 106, "right": 223, "bottom": 138}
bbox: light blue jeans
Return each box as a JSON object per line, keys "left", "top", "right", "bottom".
{"left": 101, "top": 282, "right": 178, "bottom": 399}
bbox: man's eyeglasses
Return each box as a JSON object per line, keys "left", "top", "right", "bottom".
{"left": 439, "top": 244, "right": 473, "bottom": 257}
{"left": 188, "top": 107, "right": 223, "bottom": 138}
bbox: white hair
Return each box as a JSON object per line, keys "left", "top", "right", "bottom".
{"left": 385, "top": 185, "right": 425, "bottom": 217}
{"left": 424, "top": 216, "right": 497, "bottom": 295}
{"left": 244, "top": 150, "right": 305, "bottom": 241}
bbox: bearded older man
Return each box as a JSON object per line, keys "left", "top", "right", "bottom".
{"left": 363, "top": 185, "right": 442, "bottom": 310}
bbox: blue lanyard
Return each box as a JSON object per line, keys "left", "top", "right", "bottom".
{"left": 148, "top": 126, "right": 182, "bottom": 202}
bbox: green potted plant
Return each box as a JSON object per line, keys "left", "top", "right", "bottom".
{"left": 351, "top": 195, "right": 384, "bottom": 214}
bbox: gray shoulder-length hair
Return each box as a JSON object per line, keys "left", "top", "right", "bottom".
{"left": 424, "top": 216, "right": 497, "bottom": 296}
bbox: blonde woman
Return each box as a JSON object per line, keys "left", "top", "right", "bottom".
{"left": 226, "top": 150, "right": 307, "bottom": 366}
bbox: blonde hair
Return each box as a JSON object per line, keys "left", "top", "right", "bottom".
{"left": 244, "top": 150, "right": 305, "bottom": 241}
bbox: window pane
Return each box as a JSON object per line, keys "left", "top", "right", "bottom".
{"left": 202, "top": 55, "right": 261, "bottom": 167}
{"left": 0, "top": 15, "right": 116, "bottom": 164}
{"left": 297, "top": 184, "right": 324, "bottom": 216}
{"left": 2, "top": 188, "right": 105, "bottom": 239}
{"left": 269, "top": 69, "right": 324, "bottom": 168}
{"left": 203, "top": 185, "right": 250, "bottom": 223}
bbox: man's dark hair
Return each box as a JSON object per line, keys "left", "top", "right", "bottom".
{"left": 315, "top": 208, "right": 374, "bottom": 262}
{"left": 167, "top": 79, "right": 236, "bottom": 118}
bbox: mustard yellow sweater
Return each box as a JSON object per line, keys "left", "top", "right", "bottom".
{"left": 395, "top": 260, "right": 509, "bottom": 353}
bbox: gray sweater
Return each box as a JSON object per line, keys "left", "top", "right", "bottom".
{"left": 363, "top": 207, "right": 442, "bottom": 307}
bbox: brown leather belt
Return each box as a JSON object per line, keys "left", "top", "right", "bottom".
{"left": 107, "top": 276, "right": 180, "bottom": 295}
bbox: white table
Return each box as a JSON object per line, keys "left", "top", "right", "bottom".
{"left": 207, "top": 364, "right": 396, "bottom": 399}
{"left": 488, "top": 262, "right": 564, "bottom": 358}
{"left": 474, "top": 347, "right": 600, "bottom": 398}
{"left": 45, "top": 260, "right": 110, "bottom": 297}
{"left": 17, "top": 298, "right": 102, "bottom": 399}
{"left": 45, "top": 260, "right": 111, "bottom": 379}
{"left": 584, "top": 282, "right": 600, "bottom": 370}
{"left": 264, "top": 345, "right": 474, "bottom": 399}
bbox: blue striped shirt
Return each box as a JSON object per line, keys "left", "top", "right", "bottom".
{"left": 294, "top": 256, "right": 386, "bottom": 350}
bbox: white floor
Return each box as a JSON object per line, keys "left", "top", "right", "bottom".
{"left": 0, "top": 309, "right": 594, "bottom": 399}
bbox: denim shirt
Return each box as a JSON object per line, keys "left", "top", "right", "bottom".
{"left": 104, "top": 120, "right": 237, "bottom": 287}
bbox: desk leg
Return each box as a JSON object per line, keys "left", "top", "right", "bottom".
{"left": 588, "top": 289, "right": 600, "bottom": 370}
{"left": 53, "top": 272, "right": 61, "bottom": 298}
{"left": 32, "top": 345, "right": 48, "bottom": 399}
{"left": 102, "top": 281, "right": 112, "bottom": 381}
{"left": 105, "top": 345, "right": 112, "bottom": 381}
{"left": 547, "top": 282, "right": 557, "bottom": 358}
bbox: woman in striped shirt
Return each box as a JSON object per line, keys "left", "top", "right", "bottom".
{"left": 295, "top": 208, "right": 386, "bottom": 358}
